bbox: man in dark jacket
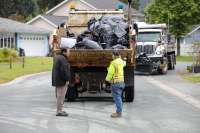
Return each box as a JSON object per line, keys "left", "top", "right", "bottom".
{"left": 52, "top": 49, "right": 70, "bottom": 116}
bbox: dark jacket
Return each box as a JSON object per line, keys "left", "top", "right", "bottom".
{"left": 52, "top": 54, "right": 70, "bottom": 87}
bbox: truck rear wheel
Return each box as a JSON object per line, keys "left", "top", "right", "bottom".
{"left": 124, "top": 86, "right": 134, "bottom": 102}
{"left": 66, "top": 86, "right": 78, "bottom": 101}
{"left": 168, "top": 54, "right": 175, "bottom": 70}
{"left": 158, "top": 64, "right": 168, "bottom": 74}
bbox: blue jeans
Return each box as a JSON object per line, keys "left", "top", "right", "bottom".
{"left": 111, "top": 83, "right": 125, "bottom": 113}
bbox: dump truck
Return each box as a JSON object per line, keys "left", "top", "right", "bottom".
{"left": 52, "top": 9, "right": 135, "bottom": 102}
{"left": 135, "top": 22, "right": 176, "bottom": 74}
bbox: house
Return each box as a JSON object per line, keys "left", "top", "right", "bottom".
{"left": 27, "top": 15, "right": 68, "bottom": 32}
{"left": 0, "top": 17, "right": 50, "bottom": 56}
{"left": 27, "top": 0, "right": 144, "bottom": 31}
{"left": 180, "top": 25, "right": 200, "bottom": 55}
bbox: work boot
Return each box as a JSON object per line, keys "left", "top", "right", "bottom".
{"left": 110, "top": 112, "right": 122, "bottom": 118}
{"left": 56, "top": 111, "right": 69, "bottom": 117}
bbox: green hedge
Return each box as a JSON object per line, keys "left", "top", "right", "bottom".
{"left": 0, "top": 48, "right": 18, "bottom": 58}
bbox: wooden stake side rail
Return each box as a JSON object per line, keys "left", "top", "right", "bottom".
{"left": 67, "top": 49, "right": 135, "bottom": 67}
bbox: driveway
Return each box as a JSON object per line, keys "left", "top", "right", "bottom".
{"left": 0, "top": 62, "right": 200, "bottom": 133}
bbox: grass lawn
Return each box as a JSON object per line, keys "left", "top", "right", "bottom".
{"left": 183, "top": 75, "right": 200, "bottom": 83}
{"left": 0, "top": 57, "right": 53, "bottom": 84}
{"left": 176, "top": 56, "right": 193, "bottom": 62}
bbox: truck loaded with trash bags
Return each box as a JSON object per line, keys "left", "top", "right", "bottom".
{"left": 52, "top": 10, "right": 136, "bottom": 102}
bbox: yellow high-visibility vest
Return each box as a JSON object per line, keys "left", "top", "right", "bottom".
{"left": 106, "top": 57, "right": 126, "bottom": 83}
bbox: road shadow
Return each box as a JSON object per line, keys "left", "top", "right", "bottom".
{"left": 65, "top": 96, "right": 114, "bottom": 102}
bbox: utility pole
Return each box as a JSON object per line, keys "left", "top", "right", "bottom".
{"left": 128, "top": 0, "right": 132, "bottom": 48}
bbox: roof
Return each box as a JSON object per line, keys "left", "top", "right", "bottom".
{"left": 187, "top": 25, "right": 200, "bottom": 36}
{"left": 84, "top": 0, "right": 144, "bottom": 16}
{"left": 46, "top": 0, "right": 97, "bottom": 15}
{"left": 42, "top": 15, "right": 68, "bottom": 26}
{"left": 46, "top": 0, "right": 144, "bottom": 16}
{"left": 27, "top": 15, "right": 68, "bottom": 28}
{"left": 0, "top": 17, "right": 50, "bottom": 34}
{"left": 84, "top": 0, "right": 124, "bottom": 9}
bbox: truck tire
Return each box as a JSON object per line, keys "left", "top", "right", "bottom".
{"left": 172, "top": 54, "right": 175, "bottom": 70}
{"left": 66, "top": 86, "right": 78, "bottom": 101}
{"left": 158, "top": 64, "right": 168, "bottom": 74}
{"left": 124, "top": 86, "right": 134, "bottom": 102}
{"left": 168, "top": 54, "right": 175, "bottom": 70}
{"left": 172, "top": 61, "right": 175, "bottom": 70}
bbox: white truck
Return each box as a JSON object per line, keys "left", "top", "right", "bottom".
{"left": 135, "top": 22, "right": 176, "bottom": 74}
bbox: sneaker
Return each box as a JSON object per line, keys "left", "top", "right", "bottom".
{"left": 56, "top": 112, "right": 69, "bottom": 117}
{"left": 110, "top": 112, "right": 122, "bottom": 118}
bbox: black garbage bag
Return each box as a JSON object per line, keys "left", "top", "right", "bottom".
{"left": 86, "top": 16, "right": 130, "bottom": 49}
{"left": 77, "top": 31, "right": 94, "bottom": 42}
{"left": 117, "top": 37, "right": 129, "bottom": 47}
{"left": 100, "top": 16, "right": 128, "bottom": 38}
{"left": 74, "top": 42, "right": 87, "bottom": 49}
{"left": 77, "top": 33, "right": 86, "bottom": 42}
{"left": 99, "top": 34, "right": 118, "bottom": 49}
{"left": 88, "top": 17, "right": 97, "bottom": 31}
{"left": 111, "top": 44, "right": 127, "bottom": 49}
{"left": 81, "top": 38, "right": 103, "bottom": 49}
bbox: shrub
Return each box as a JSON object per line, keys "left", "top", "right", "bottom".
{"left": 0, "top": 48, "right": 18, "bottom": 58}
{"left": 10, "top": 49, "right": 18, "bottom": 58}
{"left": 2, "top": 48, "right": 10, "bottom": 58}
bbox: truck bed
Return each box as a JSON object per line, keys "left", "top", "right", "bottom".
{"left": 68, "top": 49, "right": 135, "bottom": 67}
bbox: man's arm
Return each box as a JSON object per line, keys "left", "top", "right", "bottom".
{"left": 60, "top": 56, "right": 70, "bottom": 81}
{"left": 105, "top": 63, "right": 115, "bottom": 83}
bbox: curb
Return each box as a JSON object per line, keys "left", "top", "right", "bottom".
{"left": 0, "top": 72, "right": 50, "bottom": 87}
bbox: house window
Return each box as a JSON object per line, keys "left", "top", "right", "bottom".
{"left": 7, "top": 38, "right": 10, "bottom": 48}
{"left": 4, "top": 37, "right": 7, "bottom": 48}
{"left": 11, "top": 38, "right": 14, "bottom": 48}
{"left": 0, "top": 34, "right": 15, "bottom": 49}
{"left": 0, "top": 34, "right": 3, "bottom": 48}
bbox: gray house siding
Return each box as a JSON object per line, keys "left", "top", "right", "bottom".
{"left": 181, "top": 28, "right": 200, "bottom": 55}
{"left": 185, "top": 29, "right": 200, "bottom": 44}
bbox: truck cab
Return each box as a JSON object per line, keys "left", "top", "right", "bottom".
{"left": 135, "top": 22, "right": 176, "bottom": 74}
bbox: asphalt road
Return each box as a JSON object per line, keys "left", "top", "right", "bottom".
{"left": 0, "top": 62, "right": 200, "bottom": 133}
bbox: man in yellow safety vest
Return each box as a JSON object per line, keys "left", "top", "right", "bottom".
{"left": 105, "top": 50, "right": 126, "bottom": 118}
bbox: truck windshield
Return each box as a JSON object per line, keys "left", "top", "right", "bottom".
{"left": 137, "top": 32, "right": 160, "bottom": 42}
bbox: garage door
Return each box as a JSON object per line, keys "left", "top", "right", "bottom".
{"left": 19, "top": 35, "right": 47, "bottom": 56}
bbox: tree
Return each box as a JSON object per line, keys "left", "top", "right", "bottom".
{"left": 145, "top": 0, "right": 200, "bottom": 56}
{"left": 0, "top": 0, "right": 16, "bottom": 18}
{"left": 37, "top": 0, "right": 64, "bottom": 13}
{"left": 0, "top": 0, "right": 37, "bottom": 22}
{"left": 119, "top": 0, "right": 140, "bottom": 10}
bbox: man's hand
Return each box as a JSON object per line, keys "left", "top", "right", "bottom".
{"left": 105, "top": 80, "right": 111, "bottom": 87}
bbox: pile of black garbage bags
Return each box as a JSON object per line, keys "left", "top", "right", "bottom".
{"left": 74, "top": 16, "right": 129, "bottom": 50}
